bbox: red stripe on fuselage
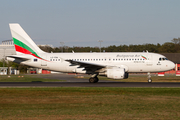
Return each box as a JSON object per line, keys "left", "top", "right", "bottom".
{"left": 14, "top": 45, "right": 42, "bottom": 60}
{"left": 15, "top": 44, "right": 31, "bottom": 54}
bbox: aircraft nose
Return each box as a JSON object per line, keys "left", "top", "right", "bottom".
{"left": 168, "top": 61, "right": 175, "bottom": 70}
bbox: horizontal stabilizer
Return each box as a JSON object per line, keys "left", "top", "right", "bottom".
{"left": 6, "top": 55, "right": 31, "bottom": 61}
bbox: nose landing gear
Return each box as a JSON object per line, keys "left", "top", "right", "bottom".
{"left": 147, "top": 72, "right": 152, "bottom": 83}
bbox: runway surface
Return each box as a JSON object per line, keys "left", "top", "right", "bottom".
{"left": 1, "top": 74, "right": 180, "bottom": 87}
{"left": 0, "top": 82, "right": 180, "bottom": 87}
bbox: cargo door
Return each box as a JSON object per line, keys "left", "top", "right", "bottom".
{"left": 146, "top": 54, "right": 153, "bottom": 66}
{"left": 41, "top": 55, "right": 47, "bottom": 66}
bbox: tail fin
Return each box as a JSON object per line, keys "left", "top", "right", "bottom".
{"left": 9, "top": 23, "right": 45, "bottom": 57}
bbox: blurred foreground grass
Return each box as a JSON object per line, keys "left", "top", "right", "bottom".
{"left": 0, "top": 87, "right": 180, "bottom": 120}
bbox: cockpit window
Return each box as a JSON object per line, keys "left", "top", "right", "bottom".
{"left": 159, "top": 57, "right": 168, "bottom": 61}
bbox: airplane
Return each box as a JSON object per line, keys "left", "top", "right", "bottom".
{"left": 6, "top": 23, "right": 175, "bottom": 83}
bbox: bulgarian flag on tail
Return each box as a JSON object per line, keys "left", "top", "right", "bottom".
{"left": 13, "top": 37, "right": 43, "bottom": 60}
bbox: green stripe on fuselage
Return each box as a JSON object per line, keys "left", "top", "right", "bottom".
{"left": 13, "top": 37, "right": 41, "bottom": 59}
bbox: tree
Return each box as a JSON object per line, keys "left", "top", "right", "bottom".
{"left": 159, "top": 42, "right": 175, "bottom": 53}
{"left": 39, "top": 45, "right": 53, "bottom": 53}
{"left": 171, "top": 38, "right": 180, "bottom": 52}
{"left": 171, "top": 38, "right": 180, "bottom": 44}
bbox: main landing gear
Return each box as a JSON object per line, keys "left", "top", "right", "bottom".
{"left": 147, "top": 72, "right": 152, "bottom": 83}
{"left": 89, "top": 74, "right": 99, "bottom": 83}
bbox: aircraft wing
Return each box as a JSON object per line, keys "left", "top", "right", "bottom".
{"left": 65, "top": 60, "right": 106, "bottom": 72}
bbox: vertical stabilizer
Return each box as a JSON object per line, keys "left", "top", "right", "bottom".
{"left": 9, "top": 23, "right": 45, "bottom": 57}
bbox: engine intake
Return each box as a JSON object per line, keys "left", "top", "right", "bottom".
{"left": 106, "top": 68, "right": 128, "bottom": 79}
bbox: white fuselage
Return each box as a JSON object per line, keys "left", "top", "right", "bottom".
{"left": 12, "top": 52, "right": 175, "bottom": 73}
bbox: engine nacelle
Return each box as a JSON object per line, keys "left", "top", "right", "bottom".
{"left": 106, "top": 68, "right": 128, "bottom": 79}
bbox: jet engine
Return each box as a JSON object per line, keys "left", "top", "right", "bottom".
{"left": 106, "top": 68, "right": 128, "bottom": 79}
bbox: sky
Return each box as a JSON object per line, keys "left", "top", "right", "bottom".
{"left": 0, "top": 0, "right": 180, "bottom": 47}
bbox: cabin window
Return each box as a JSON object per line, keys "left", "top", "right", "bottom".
{"left": 163, "top": 58, "right": 166, "bottom": 60}
{"left": 159, "top": 58, "right": 168, "bottom": 61}
{"left": 34, "top": 59, "right": 38, "bottom": 62}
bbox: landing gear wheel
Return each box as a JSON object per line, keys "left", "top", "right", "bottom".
{"left": 148, "top": 79, "right": 152, "bottom": 83}
{"left": 89, "top": 77, "right": 95, "bottom": 83}
{"left": 147, "top": 72, "right": 152, "bottom": 83}
{"left": 94, "top": 77, "right": 99, "bottom": 83}
{"left": 89, "top": 77, "right": 99, "bottom": 83}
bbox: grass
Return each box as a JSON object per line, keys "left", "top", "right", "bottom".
{"left": 0, "top": 74, "right": 180, "bottom": 119}
{"left": 0, "top": 87, "right": 180, "bottom": 120}
{"left": 0, "top": 74, "right": 65, "bottom": 82}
